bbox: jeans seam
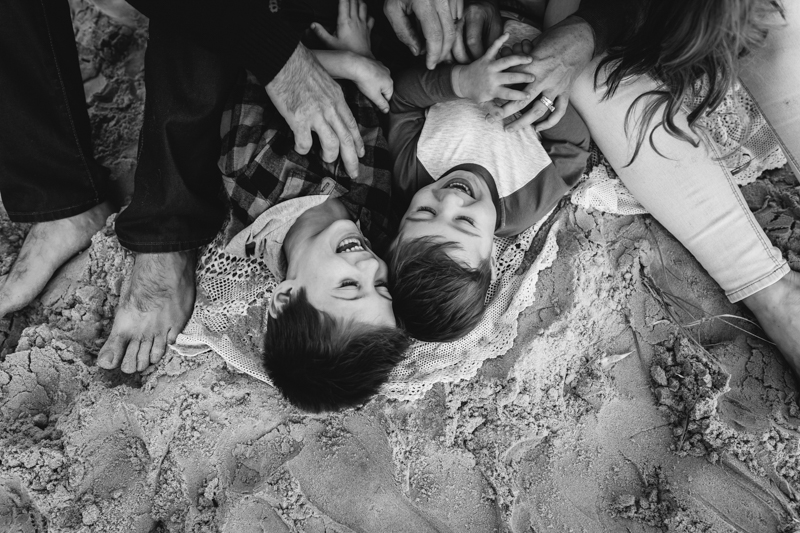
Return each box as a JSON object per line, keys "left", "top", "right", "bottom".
{"left": 39, "top": 0, "right": 100, "bottom": 202}
{"left": 703, "top": 128, "right": 783, "bottom": 272}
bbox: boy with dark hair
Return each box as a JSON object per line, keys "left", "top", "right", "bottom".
{"left": 388, "top": 14, "right": 591, "bottom": 342}
{"left": 220, "top": 0, "right": 408, "bottom": 411}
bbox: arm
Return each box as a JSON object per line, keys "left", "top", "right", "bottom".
{"left": 389, "top": 62, "right": 460, "bottom": 212}
{"left": 312, "top": 50, "right": 394, "bottom": 113}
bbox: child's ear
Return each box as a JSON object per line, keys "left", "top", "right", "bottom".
{"left": 490, "top": 243, "right": 499, "bottom": 283}
{"left": 268, "top": 280, "right": 294, "bottom": 319}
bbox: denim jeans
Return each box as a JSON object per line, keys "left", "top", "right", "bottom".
{"left": 569, "top": 3, "right": 798, "bottom": 303}
{"left": 0, "top": 0, "right": 238, "bottom": 253}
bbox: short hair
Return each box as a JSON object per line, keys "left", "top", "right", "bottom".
{"left": 263, "top": 288, "right": 410, "bottom": 413}
{"left": 387, "top": 236, "right": 492, "bottom": 343}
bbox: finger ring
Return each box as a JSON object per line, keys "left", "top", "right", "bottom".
{"left": 539, "top": 95, "right": 556, "bottom": 113}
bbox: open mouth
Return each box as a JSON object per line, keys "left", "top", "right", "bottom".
{"left": 336, "top": 236, "right": 367, "bottom": 253}
{"left": 443, "top": 177, "right": 474, "bottom": 198}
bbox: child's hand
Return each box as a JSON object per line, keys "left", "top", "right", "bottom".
{"left": 451, "top": 33, "right": 535, "bottom": 104}
{"left": 311, "top": 0, "right": 375, "bottom": 59}
{"left": 350, "top": 56, "right": 394, "bottom": 114}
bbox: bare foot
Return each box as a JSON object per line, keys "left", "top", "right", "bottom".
{"left": 0, "top": 202, "right": 113, "bottom": 318}
{"left": 742, "top": 270, "right": 800, "bottom": 377}
{"left": 97, "top": 250, "right": 196, "bottom": 373}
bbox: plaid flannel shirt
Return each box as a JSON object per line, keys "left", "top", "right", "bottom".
{"left": 219, "top": 72, "right": 394, "bottom": 253}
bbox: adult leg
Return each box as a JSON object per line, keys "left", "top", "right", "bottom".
{"left": 739, "top": 0, "right": 800, "bottom": 177}
{"left": 571, "top": 59, "right": 800, "bottom": 373}
{"left": 0, "top": 0, "right": 112, "bottom": 318}
{"left": 97, "top": 17, "right": 239, "bottom": 373}
{"left": 736, "top": 0, "right": 800, "bottom": 368}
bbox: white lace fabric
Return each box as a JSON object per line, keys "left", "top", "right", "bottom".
{"left": 176, "top": 81, "right": 784, "bottom": 402}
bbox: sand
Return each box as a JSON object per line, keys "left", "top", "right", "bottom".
{"left": 3, "top": 2, "right": 800, "bottom": 532}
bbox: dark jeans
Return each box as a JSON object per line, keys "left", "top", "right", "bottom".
{"left": 0, "top": 0, "right": 237, "bottom": 252}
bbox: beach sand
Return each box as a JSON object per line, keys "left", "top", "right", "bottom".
{"left": 2, "top": 2, "right": 800, "bottom": 532}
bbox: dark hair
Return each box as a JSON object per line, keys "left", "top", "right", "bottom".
{"left": 387, "top": 236, "right": 492, "bottom": 343}
{"left": 263, "top": 288, "right": 410, "bottom": 412}
{"left": 597, "top": 0, "right": 783, "bottom": 163}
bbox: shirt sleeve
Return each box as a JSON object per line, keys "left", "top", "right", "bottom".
{"left": 538, "top": 103, "right": 591, "bottom": 189}
{"left": 388, "top": 62, "right": 460, "bottom": 215}
{"left": 572, "top": 0, "right": 640, "bottom": 56}
{"left": 127, "top": 0, "right": 302, "bottom": 85}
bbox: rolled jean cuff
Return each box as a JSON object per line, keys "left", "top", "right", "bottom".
{"left": 726, "top": 261, "right": 791, "bottom": 303}
{"left": 6, "top": 197, "right": 105, "bottom": 223}
{"left": 116, "top": 233, "right": 219, "bottom": 254}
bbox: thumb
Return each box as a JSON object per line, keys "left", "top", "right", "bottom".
{"left": 310, "top": 23, "right": 337, "bottom": 48}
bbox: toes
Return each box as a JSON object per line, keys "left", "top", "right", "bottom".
{"left": 151, "top": 336, "right": 167, "bottom": 364}
{"left": 136, "top": 338, "right": 154, "bottom": 372}
{"left": 120, "top": 339, "right": 141, "bottom": 374}
{"left": 98, "top": 334, "right": 127, "bottom": 369}
{"left": 167, "top": 327, "right": 179, "bottom": 345}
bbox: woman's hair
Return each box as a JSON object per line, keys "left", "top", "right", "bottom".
{"left": 596, "top": 0, "right": 783, "bottom": 163}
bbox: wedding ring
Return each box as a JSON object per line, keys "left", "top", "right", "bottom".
{"left": 539, "top": 95, "right": 556, "bottom": 113}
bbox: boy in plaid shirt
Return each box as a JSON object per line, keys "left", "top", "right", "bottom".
{"left": 218, "top": 0, "right": 408, "bottom": 412}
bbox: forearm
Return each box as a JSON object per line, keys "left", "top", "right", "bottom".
{"left": 127, "top": 0, "right": 302, "bottom": 85}
{"left": 312, "top": 50, "right": 360, "bottom": 80}
{"left": 391, "top": 62, "right": 460, "bottom": 114}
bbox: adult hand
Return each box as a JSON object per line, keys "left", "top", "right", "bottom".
{"left": 384, "top": 0, "right": 460, "bottom": 69}
{"left": 495, "top": 16, "right": 595, "bottom": 132}
{"left": 267, "top": 43, "right": 365, "bottom": 178}
{"left": 452, "top": 0, "right": 502, "bottom": 63}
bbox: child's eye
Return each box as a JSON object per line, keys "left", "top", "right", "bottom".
{"left": 456, "top": 216, "right": 476, "bottom": 226}
{"left": 416, "top": 206, "right": 436, "bottom": 215}
{"left": 340, "top": 280, "right": 359, "bottom": 288}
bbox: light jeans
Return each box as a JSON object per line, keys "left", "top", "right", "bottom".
{"left": 569, "top": 2, "right": 798, "bottom": 303}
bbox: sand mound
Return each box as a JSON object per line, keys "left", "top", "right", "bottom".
{"left": 3, "top": 2, "right": 800, "bottom": 531}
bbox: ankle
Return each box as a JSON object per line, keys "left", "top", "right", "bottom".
{"left": 742, "top": 270, "right": 800, "bottom": 313}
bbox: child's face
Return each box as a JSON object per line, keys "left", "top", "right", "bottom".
{"left": 280, "top": 199, "right": 395, "bottom": 327}
{"left": 398, "top": 171, "right": 496, "bottom": 267}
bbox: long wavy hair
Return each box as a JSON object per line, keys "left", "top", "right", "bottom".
{"left": 596, "top": 0, "right": 784, "bottom": 164}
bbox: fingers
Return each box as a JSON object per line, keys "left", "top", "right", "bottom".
{"left": 385, "top": 1, "right": 424, "bottom": 56}
{"left": 505, "top": 97, "right": 550, "bottom": 132}
{"left": 492, "top": 54, "right": 532, "bottom": 71}
{"left": 293, "top": 124, "right": 313, "bottom": 155}
{"left": 535, "top": 95, "right": 568, "bottom": 131}
{"left": 351, "top": 0, "right": 360, "bottom": 19}
{"left": 483, "top": 32, "right": 509, "bottom": 60}
{"left": 313, "top": 119, "right": 340, "bottom": 164}
{"left": 498, "top": 45, "right": 512, "bottom": 58}
{"left": 415, "top": 0, "right": 447, "bottom": 68}
{"left": 450, "top": 0, "right": 463, "bottom": 20}
{"left": 497, "top": 71, "right": 536, "bottom": 85}
{"left": 324, "top": 104, "right": 363, "bottom": 178}
{"left": 522, "top": 39, "right": 533, "bottom": 55}
{"left": 452, "top": 26, "right": 470, "bottom": 64}
{"left": 464, "top": 8, "right": 487, "bottom": 59}
{"left": 496, "top": 87, "right": 532, "bottom": 102}
{"left": 310, "top": 23, "right": 337, "bottom": 49}
{"left": 339, "top": 0, "right": 349, "bottom": 22}
{"left": 368, "top": 16, "right": 375, "bottom": 30}
{"left": 167, "top": 327, "right": 179, "bottom": 346}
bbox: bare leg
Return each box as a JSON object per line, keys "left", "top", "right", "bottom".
{"left": 0, "top": 202, "right": 112, "bottom": 318}
{"left": 742, "top": 271, "right": 800, "bottom": 375}
{"left": 96, "top": 250, "right": 196, "bottom": 373}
